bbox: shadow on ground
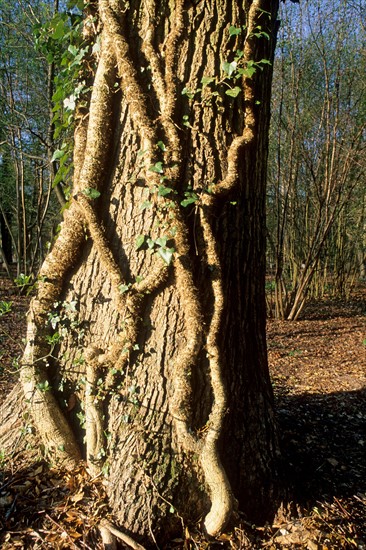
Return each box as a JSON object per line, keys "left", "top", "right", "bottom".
{"left": 276, "top": 387, "right": 366, "bottom": 503}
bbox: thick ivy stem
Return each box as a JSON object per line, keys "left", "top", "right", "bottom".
{"left": 85, "top": 348, "right": 105, "bottom": 476}
{"left": 199, "top": 203, "right": 233, "bottom": 535}
{"left": 99, "top": 0, "right": 157, "bottom": 144}
{"left": 21, "top": 32, "right": 118, "bottom": 469}
{"left": 169, "top": 212, "right": 203, "bottom": 454}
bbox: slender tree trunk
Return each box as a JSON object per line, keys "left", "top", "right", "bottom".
{"left": 12, "top": 1, "right": 281, "bottom": 545}
{"left": 0, "top": 212, "right": 12, "bottom": 265}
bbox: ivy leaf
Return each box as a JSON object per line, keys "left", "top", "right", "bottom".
{"left": 52, "top": 20, "right": 66, "bottom": 40}
{"left": 140, "top": 200, "right": 152, "bottom": 210}
{"left": 135, "top": 234, "right": 145, "bottom": 250}
{"left": 81, "top": 188, "right": 101, "bottom": 199}
{"left": 157, "top": 246, "right": 174, "bottom": 265}
{"left": 181, "top": 198, "right": 196, "bottom": 207}
{"left": 158, "top": 185, "right": 173, "bottom": 197}
{"left": 251, "top": 30, "right": 270, "bottom": 40}
{"left": 149, "top": 162, "right": 164, "bottom": 174}
{"left": 238, "top": 66, "right": 257, "bottom": 78}
{"left": 118, "top": 284, "right": 130, "bottom": 294}
{"left": 222, "top": 60, "right": 237, "bottom": 77}
{"left": 235, "top": 49, "right": 244, "bottom": 61}
{"left": 181, "top": 87, "right": 196, "bottom": 99}
{"left": 182, "top": 115, "right": 193, "bottom": 128}
{"left": 68, "top": 44, "right": 78, "bottom": 56}
{"left": 201, "top": 76, "right": 215, "bottom": 87}
{"left": 63, "top": 94, "right": 76, "bottom": 111}
{"left": 51, "top": 148, "right": 66, "bottom": 162}
{"left": 258, "top": 58, "right": 272, "bottom": 66}
{"left": 155, "top": 237, "right": 167, "bottom": 247}
{"left": 229, "top": 26, "right": 242, "bottom": 36}
{"left": 225, "top": 86, "right": 241, "bottom": 98}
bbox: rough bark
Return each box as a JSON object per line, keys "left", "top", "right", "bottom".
{"left": 12, "top": 0, "right": 281, "bottom": 546}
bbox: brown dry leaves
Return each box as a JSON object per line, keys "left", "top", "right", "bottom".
{"left": 0, "top": 462, "right": 109, "bottom": 549}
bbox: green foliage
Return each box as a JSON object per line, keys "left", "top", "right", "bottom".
{"left": 118, "top": 284, "right": 131, "bottom": 294}
{"left": 184, "top": 29, "right": 272, "bottom": 102}
{"left": 36, "top": 380, "right": 51, "bottom": 392}
{"left": 14, "top": 273, "right": 33, "bottom": 294}
{"left": 81, "top": 188, "right": 101, "bottom": 200}
{"left": 135, "top": 234, "right": 175, "bottom": 265}
{"left": 181, "top": 191, "right": 199, "bottom": 208}
{"left": 46, "top": 300, "right": 82, "bottom": 342}
{"left": 0, "top": 301, "right": 12, "bottom": 316}
{"left": 149, "top": 161, "right": 164, "bottom": 174}
{"left": 46, "top": 332, "right": 62, "bottom": 345}
{"left": 34, "top": 1, "right": 93, "bottom": 193}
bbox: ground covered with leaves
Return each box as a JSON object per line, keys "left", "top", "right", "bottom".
{"left": 0, "top": 276, "right": 365, "bottom": 548}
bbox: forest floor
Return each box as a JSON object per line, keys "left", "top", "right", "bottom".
{"left": 0, "top": 275, "right": 365, "bottom": 549}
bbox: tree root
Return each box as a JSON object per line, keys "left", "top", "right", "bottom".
{"left": 99, "top": 519, "right": 147, "bottom": 550}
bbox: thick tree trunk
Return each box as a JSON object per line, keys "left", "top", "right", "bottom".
{"left": 14, "top": 0, "right": 281, "bottom": 545}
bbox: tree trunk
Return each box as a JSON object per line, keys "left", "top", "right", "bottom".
{"left": 0, "top": 212, "right": 12, "bottom": 267}
{"left": 15, "top": 0, "right": 281, "bottom": 545}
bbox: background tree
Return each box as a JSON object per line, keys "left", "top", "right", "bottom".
{"left": 0, "top": 0, "right": 83, "bottom": 279}
{"left": 1, "top": 0, "right": 283, "bottom": 546}
{"left": 0, "top": 0, "right": 55, "bottom": 276}
{"left": 267, "top": 0, "right": 366, "bottom": 319}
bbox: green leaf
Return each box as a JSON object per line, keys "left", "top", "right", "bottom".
{"left": 158, "top": 185, "right": 173, "bottom": 197}
{"left": 201, "top": 76, "right": 215, "bottom": 87}
{"left": 182, "top": 115, "right": 193, "bottom": 128}
{"left": 251, "top": 29, "right": 270, "bottom": 40}
{"left": 157, "top": 247, "right": 174, "bottom": 265}
{"left": 63, "top": 94, "right": 76, "bottom": 111}
{"left": 0, "top": 301, "right": 12, "bottom": 316}
{"left": 238, "top": 66, "right": 256, "bottom": 78}
{"left": 225, "top": 86, "right": 241, "bottom": 98}
{"left": 135, "top": 235, "right": 145, "bottom": 250}
{"left": 229, "top": 25, "right": 242, "bottom": 36}
{"left": 181, "top": 87, "right": 196, "bottom": 99}
{"left": 222, "top": 60, "right": 237, "bottom": 77}
{"left": 149, "top": 162, "right": 164, "bottom": 174}
{"left": 157, "top": 141, "right": 166, "bottom": 151}
{"left": 46, "top": 332, "right": 62, "bottom": 345}
{"left": 155, "top": 237, "right": 167, "bottom": 247}
{"left": 140, "top": 200, "right": 153, "bottom": 210}
{"left": 51, "top": 149, "right": 66, "bottom": 162}
{"left": 52, "top": 20, "right": 66, "bottom": 40}
{"left": 118, "top": 284, "right": 130, "bottom": 294}
{"left": 258, "top": 58, "right": 272, "bottom": 65}
{"left": 181, "top": 190, "right": 199, "bottom": 207}
{"left": 68, "top": 44, "right": 78, "bottom": 56}
{"left": 81, "top": 188, "right": 101, "bottom": 199}
{"left": 181, "top": 197, "right": 198, "bottom": 207}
